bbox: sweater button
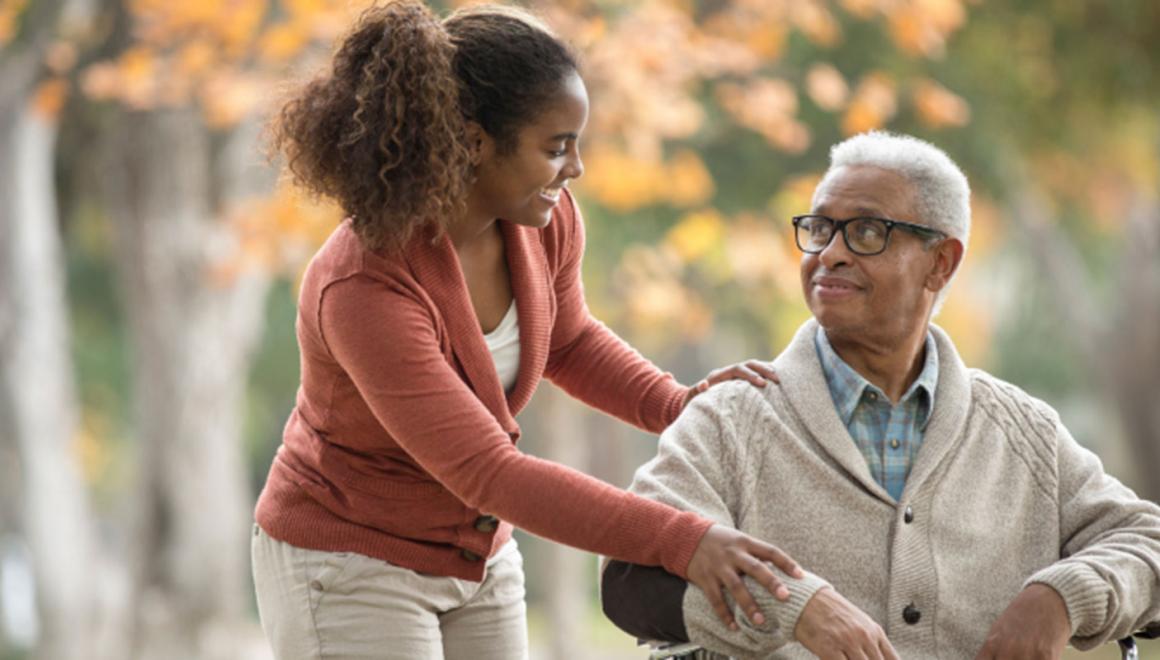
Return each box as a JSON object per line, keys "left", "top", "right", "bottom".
{"left": 474, "top": 515, "right": 498, "bottom": 533}
{"left": 460, "top": 549, "right": 482, "bottom": 562}
{"left": 903, "top": 603, "right": 921, "bottom": 625}
{"left": 904, "top": 506, "right": 914, "bottom": 524}
{"left": 309, "top": 579, "right": 324, "bottom": 591}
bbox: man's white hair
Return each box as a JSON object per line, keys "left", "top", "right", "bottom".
{"left": 813, "top": 131, "right": 971, "bottom": 314}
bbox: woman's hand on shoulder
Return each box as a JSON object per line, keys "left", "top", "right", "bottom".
{"left": 683, "top": 360, "right": 779, "bottom": 409}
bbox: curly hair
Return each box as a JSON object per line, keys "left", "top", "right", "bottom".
{"left": 269, "top": 1, "right": 577, "bottom": 252}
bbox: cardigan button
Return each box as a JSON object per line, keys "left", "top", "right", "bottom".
{"left": 460, "top": 549, "right": 482, "bottom": 562}
{"left": 903, "top": 603, "right": 921, "bottom": 625}
{"left": 474, "top": 515, "right": 499, "bottom": 533}
{"left": 904, "top": 506, "right": 914, "bottom": 524}
{"left": 309, "top": 579, "right": 324, "bottom": 591}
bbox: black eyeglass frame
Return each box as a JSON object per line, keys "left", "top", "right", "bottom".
{"left": 791, "top": 214, "right": 947, "bottom": 256}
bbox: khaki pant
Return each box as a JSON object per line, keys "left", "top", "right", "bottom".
{"left": 251, "top": 525, "right": 528, "bottom": 659}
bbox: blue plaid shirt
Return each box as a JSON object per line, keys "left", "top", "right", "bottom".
{"left": 815, "top": 328, "right": 938, "bottom": 501}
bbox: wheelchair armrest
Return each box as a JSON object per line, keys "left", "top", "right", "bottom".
{"left": 647, "top": 642, "right": 703, "bottom": 660}
{"left": 645, "top": 642, "right": 730, "bottom": 660}
{"left": 1136, "top": 621, "right": 1160, "bottom": 639}
{"left": 1118, "top": 623, "right": 1160, "bottom": 660}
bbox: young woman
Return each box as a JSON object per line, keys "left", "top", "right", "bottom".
{"left": 251, "top": 2, "right": 799, "bottom": 657}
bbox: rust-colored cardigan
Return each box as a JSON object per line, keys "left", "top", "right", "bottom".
{"left": 254, "top": 190, "right": 713, "bottom": 581}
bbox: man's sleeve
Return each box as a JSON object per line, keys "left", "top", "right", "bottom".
{"left": 599, "top": 382, "right": 829, "bottom": 657}
{"left": 1025, "top": 418, "right": 1160, "bottom": 650}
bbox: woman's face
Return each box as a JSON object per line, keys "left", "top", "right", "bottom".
{"left": 470, "top": 70, "right": 588, "bottom": 229}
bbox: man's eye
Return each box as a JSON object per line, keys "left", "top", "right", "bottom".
{"left": 548, "top": 147, "right": 567, "bottom": 157}
{"left": 807, "top": 220, "right": 830, "bottom": 236}
{"left": 854, "top": 221, "right": 883, "bottom": 240}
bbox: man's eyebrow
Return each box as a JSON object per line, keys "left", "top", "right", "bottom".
{"left": 814, "top": 204, "right": 888, "bottom": 217}
{"left": 548, "top": 132, "right": 579, "bottom": 141}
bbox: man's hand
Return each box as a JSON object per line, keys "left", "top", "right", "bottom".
{"left": 794, "top": 587, "right": 899, "bottom": 660}
{"left": 974, "top": 583, "right": 1071, "bottom": 660}
{"left": 683, "top": 360, "right": 779, "bottom": 408}
{"left": 686, "top": 524, "right": 803, "bottom": 631}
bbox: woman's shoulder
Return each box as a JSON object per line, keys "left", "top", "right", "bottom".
{"left": 306, "top": 220, "right": 410, "bottom": 281}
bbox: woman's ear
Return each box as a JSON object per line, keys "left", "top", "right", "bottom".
{"left": 464, "top": 121, "right": 492, "bottom": 166}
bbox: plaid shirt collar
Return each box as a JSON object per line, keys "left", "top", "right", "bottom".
{"left": 815, "top": 327, "right": 939, "bottom": 429}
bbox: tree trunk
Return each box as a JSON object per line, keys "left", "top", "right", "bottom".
{"left": 1010, "top": 187, "right": 1160, "bottom": 503}
{"left": 0, "top": 95, "right": 99, "bottom": 660}
{"left": 1109, "top": 198, "right": 1160, "bottom": 504}
{"left": 538, "top": 385, "right": 589, "bottom": 659}
{"left": 96, "top": 107, "right": 271, "bottom": 659}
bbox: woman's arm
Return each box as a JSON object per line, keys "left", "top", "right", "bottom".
{"left": 320, "top": 273, "right": 710, "bottom": 577}
{"left": 544, "top": 191, "right": 776, "bottom": 432}
{"left": 321, "top": 274, "right": 799, "bottom": 627}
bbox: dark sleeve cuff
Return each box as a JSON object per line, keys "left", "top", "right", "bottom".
{"left": 601, "top": 559, "right": 690, "bottom": 643}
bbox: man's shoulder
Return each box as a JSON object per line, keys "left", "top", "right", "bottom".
{"left": 968, "top": 369, "right": 1062, "bottom": 428}
{"left": 670, "top": 379, "right": 799, "bottom": 456}
{"left": 966, "top": 369, "right": 1067, "bottom": 482}
{"left": 692, "top": 378, "right": 787, "bottom": 419}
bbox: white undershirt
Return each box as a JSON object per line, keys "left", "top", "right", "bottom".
{"left": 483, "top": 300, "right": 520, "bottom": 392}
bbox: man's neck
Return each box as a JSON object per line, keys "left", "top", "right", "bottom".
{"left": 825, "top": 327, "right": 929, "bottom": 404}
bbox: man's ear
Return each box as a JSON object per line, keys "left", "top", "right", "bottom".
{"left": 464, "top": 120, "right": 493, "bottom": 166}
{"left": 925, "top": 237, "right": 964, "bottom": 293}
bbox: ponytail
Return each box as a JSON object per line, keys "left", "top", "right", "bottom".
{"left": 270, "top": 0, "right": 471, "bottom": 252}
{"left": 270, "top": 1, "right": 578, "bottom": 251}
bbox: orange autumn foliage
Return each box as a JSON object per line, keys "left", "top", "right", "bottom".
{"left": 31, "top": 77, "right": 69, "bottom": 119}
{"left": 913, "top": 79, "right": 970, "bottom": 128}
{"left": 0, "top": 0, "right": 27, "bottom": 47}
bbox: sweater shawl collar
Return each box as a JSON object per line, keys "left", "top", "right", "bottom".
{"left": 773, "top": 319, "right": 972, "bottom": 505}
{"left": 400, "top": 220, "right": 551, "bottom": 440}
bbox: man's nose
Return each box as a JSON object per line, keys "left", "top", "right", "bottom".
{"left": 818, "top": 228, "right": 852, "bottom": 269}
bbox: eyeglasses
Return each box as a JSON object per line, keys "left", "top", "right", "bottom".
{"left": 791, "top": 214, "right": 946, "bottom": 256}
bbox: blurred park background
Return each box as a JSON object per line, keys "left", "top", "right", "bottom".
{"left": 1, "top": 0, "right": 1158, "bottom": 658}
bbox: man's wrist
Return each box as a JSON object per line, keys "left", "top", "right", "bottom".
{"left": 1025, "top": 562, "right": 1109, "bottom": 638}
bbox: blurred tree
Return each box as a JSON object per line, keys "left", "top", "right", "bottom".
{"left": 0, "top": 0, "right": 102, "bottom": 658}
{"left": 944, "top": 3, "right": 1160, "bottom": 503}
{"left": 1, "top": 0, "right": 347, "bottom": 656}
{"left": 74, "top": 0, "right": 352, "bottom": 655}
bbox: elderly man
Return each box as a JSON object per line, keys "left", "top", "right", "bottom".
{"left": 600, "top": 132, "right": 1160, "bottom": 659}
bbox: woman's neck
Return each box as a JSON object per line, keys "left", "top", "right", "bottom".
{"left": 448, "top": 191, "right": 497, "bottom": 249}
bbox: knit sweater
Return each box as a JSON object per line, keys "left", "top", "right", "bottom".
{"left": 608, "top": 319, "right": 1160, "bottom": 658}
{"left": 254, "top": 189, "right": 712, "bottom": 582}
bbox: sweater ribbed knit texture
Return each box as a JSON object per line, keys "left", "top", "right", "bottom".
{"left": 626, "top": 319, "right": 1160, "bottom": 658}
{"left": 255, "top": 189, "right": 710, "bottom": 582}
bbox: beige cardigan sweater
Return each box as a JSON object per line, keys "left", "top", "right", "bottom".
{"left": 624, "top": 319, "right": 1160, "bottom": 658}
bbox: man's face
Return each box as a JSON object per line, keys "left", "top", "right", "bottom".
{"left": 800, "top": 165, "right": 943, "bottom": 344}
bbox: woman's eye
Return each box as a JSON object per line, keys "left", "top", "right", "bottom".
{"left": 547, "top": 148, "right": 567, "bottom": 158}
